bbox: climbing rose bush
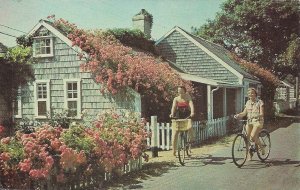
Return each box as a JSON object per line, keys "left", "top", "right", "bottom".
{"left": 49, "top": 16, "right": 193, "bottom": 120}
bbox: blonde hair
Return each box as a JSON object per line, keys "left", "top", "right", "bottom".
{"left": 248, "top": 88, "right": 257, "bottom": 96}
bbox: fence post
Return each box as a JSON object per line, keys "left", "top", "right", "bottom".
{"left": 151, "top": 116, "right": 158, "bottom": 157}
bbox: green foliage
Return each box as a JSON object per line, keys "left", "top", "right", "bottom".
{"left": 0, "top": 46, "right": 34, "bottom": 111}
{"left": 104, "top": 28, "right": 157, "bottom": 54}
{"left": 47, "top": 110, "right": 71, "bottom": 129}
{"left": 278, "top": 34, "right": 300, "bottom": 76}
{"left": 61, "top": 124, "right": 94, "bottom": 153}
{"left": 193, "top": 0, "right": 299, "bottom": 78}
{"left": 16, "top": 35, "right": 33, "bottom": 47}
{"left": 5, "top": 45, "right": 32, "bottom": 64}
{"left": 15, "top": 118, "right": 37, "bottom": 134}
{"left": 192, "top": 0, "right": 299, "bottom": 120}
{"left": 0, "top": 137, "right": 24, "bottom": 166}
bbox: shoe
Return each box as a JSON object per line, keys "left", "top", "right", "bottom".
{"left": 247, "top": 152, "right": 253, "bottom": 161}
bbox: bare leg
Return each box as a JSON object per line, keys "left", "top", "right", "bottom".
{"left": 172, "top": 130, "right": 179, "bottom": 156}
{"left": 250, "top": 127, "right": 262, "bottom": 149}
{"left": 246, "top": 124, "right": 253, "bottom": 160}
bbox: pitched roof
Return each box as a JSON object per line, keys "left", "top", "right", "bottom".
{"left": 155, "top": 26, "right": 259, "bottom": 83}
{"left": 27, "top": 19, "right": 86, "bottom": 57}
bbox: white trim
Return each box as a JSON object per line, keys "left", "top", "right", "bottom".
{"left": 244, "top": 78, "right": 261, "bottom": 85}
{"left": 63, "top": 79, "right": 82, "bottom": 119}
{"left": 156, "top": 26, "right": 244, "bottom": 82}
{"left": 27, "top": 20, "right": 87, "bottom": 57}
{"left": 280, "top": 81, "right": 293, "bottom": 88}
{"left": 155, "top": 26, "right": 177, "bottom": 45}
{"left": 34, "top": 80, "right": 50, "bottom": 119}
{"left": 179, "top": 72, "right": 243, "bottom": 88}
{"left": 14, "top": 88, "right": 22, "bottom": 119}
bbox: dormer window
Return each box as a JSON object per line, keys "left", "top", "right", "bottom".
{"left": 33, "top": 37, "right": 54, "bottom": 57}
{"left": 33, "top": 27, "right": 54, "bottom": 57}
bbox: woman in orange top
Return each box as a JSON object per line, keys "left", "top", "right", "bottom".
{"left": 169, "top": 86, "right": 195, "bottom": 156}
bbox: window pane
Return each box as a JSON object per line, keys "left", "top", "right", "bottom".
{"left": 38, "top": 101, "right": 47, "bottom": 116}
{"left": 14, "top": 102, "right": 18, "bottom": 115}
{"left": 46, "top": 47, "right": 51, "bottom": 54}
{"left": 73, "top": 84, "right": 77, "bottom": 90}
{"left": 41, "top": 47, "right": 46, "bottom": 54}
{"left": 67, "top": 82, "right": 78, "bottom": 99}
{"left": 68, "top": 83, "right": 72, "bottom": 90}
{"left": 34, "top": 38, "right": 52, "bottom": 55}
{"left": 68, "top": 101, "right": 77, "bottom": 117}
{"left": 37, "top": 83, "right": 47, "bottom": 99}
{"left": 46, "top": 39, "right": 50, "bottom": 46}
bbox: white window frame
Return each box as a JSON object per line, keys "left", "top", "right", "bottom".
{"left": 34, "top": 80, "right": 50, "bottom": 119}
{"left": 33, "top": 36, "right": 54, "bottom": 58}
{"left": 14, "top": 88, "right": 22, "bottom": 119}
{"left": 64, "top": 79, "right": 81, "bottom": 119}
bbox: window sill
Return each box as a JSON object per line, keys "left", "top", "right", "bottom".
{"left": 14, "top": 115, "right": 22, "bottom": 119}
{"left": 33, "top": 54, "right": 54, "bottom": 58}
{"left": 34, "top": 116, "right": 48, "bottom": 119}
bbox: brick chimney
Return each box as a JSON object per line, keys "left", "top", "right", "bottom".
{"left": 132, "top": 9, "right": 152, "bottom": 39}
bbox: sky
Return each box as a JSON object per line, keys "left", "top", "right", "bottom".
{"left": 0, "top": 0, "right": 225, "bottom": 47}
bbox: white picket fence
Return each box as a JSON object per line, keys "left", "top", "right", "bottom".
{"left": 145, "top": 116, "right": 229, "bottom": 150}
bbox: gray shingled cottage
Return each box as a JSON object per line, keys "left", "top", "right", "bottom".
{"left": 155, "top": 26, "right": 261, "bottom": 120}
{"left": 14, "top": 20, "right": 141, "bottom": 122}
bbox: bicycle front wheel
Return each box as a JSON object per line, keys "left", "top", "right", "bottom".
{"left": 232, "top": 134, "right": 248, "bottom": 167}
{"left": 178, "top": 132, "right": 186, "bottom": 166}
{"left": 257, "top": 129, "right": 271, "bottom": 161}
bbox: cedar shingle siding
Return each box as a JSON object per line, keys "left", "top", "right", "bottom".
{"left": 156, "top": 30, "right": 239, "bottom": 84}
{"left": 20, "top": 26, "right": 140, "bottom": 120}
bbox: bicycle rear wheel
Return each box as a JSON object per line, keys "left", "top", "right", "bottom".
{"left": 257, "top": 129, "right": 271, "bottom": 161}
{"left": 178, "top": 132, "right": 186, "bottom": 166}
{"left": 232, "top": 134, "right": 248, "bottom": 167}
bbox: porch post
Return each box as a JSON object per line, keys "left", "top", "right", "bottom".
{"left": 235, "top": 88, "right": 243, "bottom": 113}
{"left": 223, "top": 88, "right": 227, "bottom": 117}
{"left": 207, "top": 85, "right": 212, "bottom": 120}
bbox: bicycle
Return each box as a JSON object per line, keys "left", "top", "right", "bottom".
{"left": 171, "top": 116, "right": 192, "bottom": 166}
{"left": 231, "top": 118, "right": 271, "bottom": 168}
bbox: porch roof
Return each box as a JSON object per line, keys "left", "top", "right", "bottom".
{"left": 179, "top": 72, "right": 243, "bottom": 88}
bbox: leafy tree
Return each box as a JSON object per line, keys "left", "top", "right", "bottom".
{"left": 192, "top": 0, "right": 299, "bottom": 120}
{"left": 0, "top": 45, "right": 34, "bottom": 133}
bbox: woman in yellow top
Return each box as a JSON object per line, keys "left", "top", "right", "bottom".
{"left": 169, "top": 86, "right": 195, "bottom": 156}
{"left": 235, "top": 88, "right": 265, "bottom": 160}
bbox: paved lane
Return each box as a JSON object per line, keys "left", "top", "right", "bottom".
{"left": 126, "top": 122, "right": 300, "bottom": 190}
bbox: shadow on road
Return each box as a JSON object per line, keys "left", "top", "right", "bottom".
{"left": 236, "top": 158, "right": 300, "bottom": 170}
{"left": 182, "top": 154, "right": 233, "bottom": 167}
{"left": 102, "top": 161, "right": 178, "bottom": 189}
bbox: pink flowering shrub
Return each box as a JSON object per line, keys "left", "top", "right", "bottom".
{"left": 91, "top": 110, "right": 149, "bottom": 173}
{"left": 0, "top": 110, "right": 148, "bottom": 189}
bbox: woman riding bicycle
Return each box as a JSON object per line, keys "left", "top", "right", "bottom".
{"left": 235, "top": 88, "right": 265, "bottom": 160}
{"left": 169, "top": 86, "right": 194, "bottom": 156}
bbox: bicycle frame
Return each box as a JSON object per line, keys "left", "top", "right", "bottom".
{"left": 232, "top": 118, "right": 271, "bottom": 167}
